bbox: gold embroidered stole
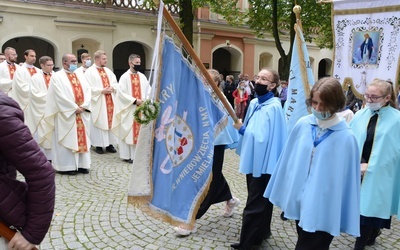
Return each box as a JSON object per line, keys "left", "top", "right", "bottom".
{"left": 7, "top": 64, "right": 16, "bottom": 79}
{"left": 97, "top": 67, "right": 114, "bottom": 129}
{"left": 130, "top": 74, "right": 141, "bottom": 145}
{"left": 43, "top": 73, "right": 51, "bottom": 89}
{"left": 27, "top": 67, "right": 37, "bottom": 76}
{"left": 66, "top": 73, "right": 88, "bottom": 153}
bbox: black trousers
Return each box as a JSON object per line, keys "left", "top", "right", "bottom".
{"left": 196, "top": 145, "right": 232, "bottom": 219}
{"left": 238, "top": 174, "right": 273, "bottom": 249}
{"left": 354, "top": 225, "right": 381, "bottom": 250}
{"left": 295, "top": 221, "right": 334, "bottom": 250}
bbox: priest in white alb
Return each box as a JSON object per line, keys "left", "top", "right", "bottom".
{"left": 85, "top": 50, "right": 118, "bottom": 154}
{"left": 12, "top": 49, "right": 39, "bottom": 116}
{"left": 44, "top": 53, "right": 91, "bottom": 175}
{"left": 113, "top": 54, "right": 150, "bottom": 163}
{"left": 0, "top": 47, "right": 19, "bottom": 96}
{"left": 25, "top": 56, "right": 54, "bottom": 160}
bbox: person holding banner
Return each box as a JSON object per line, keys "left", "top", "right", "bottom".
{"left": 265, "top": 77, "right": 360, "bottom": 250}
{"left": 350, "top": 79, "right": 400, "bottom": 250}
{"left": 0, "top": 90, "right": 55, "bottom": 249}
{"left": 173, "top": 69, "right": 241, "bottom": 236}
{"left": 231, "top": 68, "right": 287, "bottom": 249}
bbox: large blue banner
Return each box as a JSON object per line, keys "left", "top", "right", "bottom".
{"left": 150, "top": 36, "right": 226, "bottom": 224}
{"left": 284, "top": 24, "right": 314, "bottom": 134}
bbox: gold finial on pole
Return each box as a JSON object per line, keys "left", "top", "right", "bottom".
{"left": 293, "top": 5, "right": 303, "bottom": 31}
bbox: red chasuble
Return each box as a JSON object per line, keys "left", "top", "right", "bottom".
{"left": 130, "top": 74, "right": 141, "bottom": 145}
{"left": 97, "top": 67, "right": 114, "bottom": 129}
{"left": 66, "top": 73, "right": 88, "bottom": 153}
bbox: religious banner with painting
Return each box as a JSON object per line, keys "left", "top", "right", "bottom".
{"left": 332, "top": 0, "right": 400, "bottom": 95}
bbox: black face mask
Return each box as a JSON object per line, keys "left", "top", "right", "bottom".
{"left": 133, "top": 64, "right": 141, "bottom": 71}
{"left": 254, "top": 83, "right": 269, "bottom": 96}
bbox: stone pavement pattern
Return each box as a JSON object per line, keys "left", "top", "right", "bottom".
{"left": 41, "top": 149, "right": 400, "bottom": 249}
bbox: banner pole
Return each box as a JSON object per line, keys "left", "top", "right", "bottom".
{"left": 154, "top": 1, "right": 238, "bottom": 122}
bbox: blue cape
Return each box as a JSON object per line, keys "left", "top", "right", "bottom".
{"left": 236, "top": 97, "right": 287, "bottom": 177}
{"left": 350, "top": 106, "right": 400, "bottom": 219}
{"left": 215, "top": 116, "right": 239, "bottom": 148}
{"left": 265, "top": 115, "right": 360, "bottom": 236}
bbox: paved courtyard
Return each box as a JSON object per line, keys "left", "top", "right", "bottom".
{"left": 41, "top": 148, "right": 400, "bottom": 249}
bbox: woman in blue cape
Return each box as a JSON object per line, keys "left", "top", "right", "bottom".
{"left": 231, "top": 68, "right": 287, "bottom": 249}
{"left": 350, "top": 79, "right": 400, "bottom": 250}
{"left": 265, "top": 77, "right": 360, "bottom": 250}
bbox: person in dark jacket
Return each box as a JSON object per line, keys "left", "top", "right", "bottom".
{"left": 0, "top": 90, "right": 55, "bottom": 249}
{"left": 224, "top": 75, "right": 237, "bottom": 108}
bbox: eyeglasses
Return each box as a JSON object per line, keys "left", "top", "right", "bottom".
{"left": 256, "top": 75, "right": 273, "bottom": 83}
{"left": 363, "top": 94, "right": 386, "bottom": 102}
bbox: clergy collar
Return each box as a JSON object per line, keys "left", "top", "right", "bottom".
{"left": 23, "top": 62, "right": 35, "bottom": 68}
{"left": 316, "top": 113, "right": 341, "bottom": 130}
{"left": 6, "top": 61, "right": 15, "bottom": 66}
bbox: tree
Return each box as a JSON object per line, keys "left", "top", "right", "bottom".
{"left": 152, "top": 0, "right": 332, "bottom": 79}
{"left": 244, "top": 0, "right": 332, "bottom": 80}
{"left": 161, "top": 0, "right": 243, "bottom": 46}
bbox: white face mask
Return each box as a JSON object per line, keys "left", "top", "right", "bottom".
{"left": 366, "top": 102, "right": 383, "bottom": 111}
{"left": 85, "top": 59, "right": 92, "bottom": 67}
{"left": 311, "top": 107, "right": 331, "bottom": 120}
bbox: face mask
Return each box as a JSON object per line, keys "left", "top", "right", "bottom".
{"left": 85, "top": 60, "right": 92, "bottom": 67}
{"left": 69, "top": 64, "right": 77, "bottom": 72}
{"left": 311, "top": 107, "right": 331, "bottom": 120}
{"left": 254, "top": 83, "right": 269, "bottom": 96}
{"left": 133, "top": 64, "right": 141, "bottom": 71}
{"left": 366, "top": 102, "right": 382, "bottom": 111}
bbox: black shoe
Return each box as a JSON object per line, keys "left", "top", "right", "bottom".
{"left": 123, "top": 159, "right": 133, "bottom": 163}
{"left": 366, "top": 229, "right": 381, "bottom": 246}
{"left": 106, "top": 145, "right": 117, "bottom": 153}
{"left": 95, "top": 147, "right": 104, "bottom": 154}
{"left": 280, "top": 212, "right": 288, "bottom": 221}
{"left": 58, "top": 170, "right": 76, "bottom": 175}
{"left": 78, "top": 168, "right": 89, "bottom": 174}
{"left": 264, "top": 231, "right": 272, "bottom": 239}
{"left": 230, "top": 243, "right": 241, "bottom": 249}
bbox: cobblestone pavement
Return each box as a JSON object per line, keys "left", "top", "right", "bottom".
{"left": 41, "top": 149, "right": 400, "bottom": 249}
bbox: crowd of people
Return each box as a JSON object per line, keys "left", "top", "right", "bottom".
{"left": 0, "top": 47, "right": 151, "bottom": 248}
{"left": 0, "top": 47, "right": 150, "bottom": 176}
{"left": 1, "top": 45, "right": 399, "bottom": 250}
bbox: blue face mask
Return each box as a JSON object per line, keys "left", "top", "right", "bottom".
{"left": 311, "top": 107, "right": 331, "bottom": 120}
{"left": 69, "top": 64, "right": 77, "bottom": 72}
{"left": 85, "top": 60, "right": 92, "bottom": 67}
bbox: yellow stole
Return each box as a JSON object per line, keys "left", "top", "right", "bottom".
{"left": 27, "top": 67, "right": 37, "bottom": 76}
{"left": 130, "top": 74, "right": 141, "bottom": 145}
{"left": 43, "top": 73, "right": 51, "bottom": 89}
{"left": 97, "top": 67, "right": 114, "bottom": 129}
{"left": 66, "top": 73, "right": 88, "bottom": 153}
{"left": 7, "top": 64, "right": 16, "bottom": 79}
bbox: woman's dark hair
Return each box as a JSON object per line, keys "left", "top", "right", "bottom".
{"left": 306, "top": 77, "right": 346, "bottom": 114}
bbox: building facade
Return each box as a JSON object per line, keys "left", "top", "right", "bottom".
{"left": 0, "top": 0, "right": 333, "bottom": 81}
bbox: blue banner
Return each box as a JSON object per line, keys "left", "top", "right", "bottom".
{"left": 284, "top": 24, "right": 315, "bottom": 135}
{"left": 150, "top": 36, "right": 226, "bottom": 224}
